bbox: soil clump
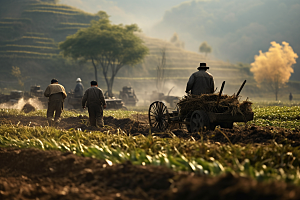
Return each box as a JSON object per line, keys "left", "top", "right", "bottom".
{"left": 21, "top": 103, "right": 36, "bottom": 113}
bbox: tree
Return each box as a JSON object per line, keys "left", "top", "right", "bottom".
{"left": 59, "top": 16, "right": 148, "bottom": 97}
{"left": 236, "top": 62, "right": 251, "bottom": 76}
{"left": 250, "top": 41, "right": 298, "bottom": 101}
{"left": 170, "top": 32, "right": 184, "bottom": 49}
{"left": 11, "top": 66, "right": 24, "bottom": 88}
{"left": 199, "top": 41, "right": 212, "bottom": 57}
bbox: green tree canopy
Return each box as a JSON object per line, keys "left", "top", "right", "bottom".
{"left": 199, "top": 41, "right": 212, "bottom": 57}
{"left": 59, "top": 18, "right": 148, "bottom": 97}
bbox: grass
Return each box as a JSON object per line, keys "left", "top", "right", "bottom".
{"left": 245, "top": 105, "right": 300, "bottom": 129}
{"left": 1, "top": 105, "right": 300, "bottom": 129}
{"left": 0, "top": 108, "right": 146, "bottom": 119}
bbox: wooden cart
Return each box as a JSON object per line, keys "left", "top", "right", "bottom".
{"left": 148, "top": 80, "right": 254, "bottom": 132}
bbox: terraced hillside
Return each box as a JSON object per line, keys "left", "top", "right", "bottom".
{"left": 0, "top": 0, "right": 99, "bottom": 92}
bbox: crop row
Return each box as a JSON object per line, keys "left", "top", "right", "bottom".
{"left": 0, "top": 124, "right": 299, "bottom": 184}
{"left": 54, "top": 27, "right": 89, "bottom": 31}
{"left": 0, "top": 55, "right": 54, "bottom": 60}
{"left": 59, "top": 22, "right": 90, "bottom": 26}
{"left": 254, "top": 106, "right": 300, "bottom": 120}
{"left": 23, "top": 10, "right": 81, "bottom": 16}
{"left": 0, "top": 50, "right": 57, "bottom": 57}
{"left": 0, "top": 17, "right": 32, "bottom": 23}
{"left": 22, "top": 36, "right": 54, "bottom": 41}
{"left": 0, "top": 108, "right": 142, "bottom": 119}
{"left": 27, "top": 6, "right": 80, "bottom": 13}
{"left": 1, "top": 44, "right": 57, "bottom": 50}
{"left": 1, "top": 104, "right": 300, "bottom": 129}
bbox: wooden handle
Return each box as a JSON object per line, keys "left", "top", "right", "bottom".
{"left": 216, "top": 81, "right": 225, "bottom": 106}
{"left": 236, "top": 80, "right": 247, "bottom": 97}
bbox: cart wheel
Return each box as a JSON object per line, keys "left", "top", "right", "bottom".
{"left": 148, "top": 101, "right": 169, "bottom": 131}
{"left": 190, "top": 110, "right": 210, "bottom": 133}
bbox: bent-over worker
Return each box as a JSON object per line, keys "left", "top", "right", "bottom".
{"left": 44, "top": 78, "right": 67, "bottom": 126}
{"left": 185, "top": 63, "right": 215, "bottom": 95}
{"left": 82, "top": 80, "right": 107, "bottom": 127}
{"left": 74, "top": 78, "right": 84, "bottom": 98}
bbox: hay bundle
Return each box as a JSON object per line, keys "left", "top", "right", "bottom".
{"left": 177, "top": 93, "right": 252, "bottom": 117}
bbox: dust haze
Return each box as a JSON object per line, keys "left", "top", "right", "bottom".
{"left": 0, "top": 98, "right": 44, "bottom": 110}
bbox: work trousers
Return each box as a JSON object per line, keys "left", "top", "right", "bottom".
{"left": 47, "top": 93, "right": 63, "bottom": 123}
{"left": 88, "top": 103, "right": 104, "bottom": 127}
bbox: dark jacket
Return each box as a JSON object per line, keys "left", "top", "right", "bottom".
{"left": 74, "top": 82, "right": 84, "bottom": 97}
{"left": 82, "top": 86, "right": 106, "bottom": 107}
{"left": 186, "top": 70, "right": 215, "bottom": 95}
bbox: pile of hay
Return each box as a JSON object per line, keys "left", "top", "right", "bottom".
{"left": 177, "top": 93, "right": 252, "bottom": 117}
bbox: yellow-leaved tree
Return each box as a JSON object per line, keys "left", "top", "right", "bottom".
{"left": 250, "top": 41, "right": 298, "bottom": 100}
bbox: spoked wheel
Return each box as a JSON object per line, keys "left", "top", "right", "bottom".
{"left": 190, "top": 110, "right": 210, "bottom": 133}
{"left": 148, "top": 101, "right": 169, "bottom": 130}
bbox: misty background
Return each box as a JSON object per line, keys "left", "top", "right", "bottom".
{"left": 0, "top": 0, "right": 299, "bottom": 104}
{"left": 60, "top": 0, "right": 300, "bottom": 80}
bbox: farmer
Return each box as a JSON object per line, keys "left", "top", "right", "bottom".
{"left": 185, "top": 63, "right": 215, "bottom": 95}
{"left": 82, "top": 80, "right": 107, "bottom": 127}
{"left": 289, "top": 92, "right": 293, "bottom": 102}
{"left": 74, "top": 78, "right": 84, "bottom": 98}
{"left": 44, "top": 78, "right": 67, "bottom": 126}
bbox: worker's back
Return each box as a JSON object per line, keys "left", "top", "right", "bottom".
{"left": 74, "top": 82, "right": 84, "bottom": 97}
{"left": 186, "top": 70, "right": 214, "bottom": 95}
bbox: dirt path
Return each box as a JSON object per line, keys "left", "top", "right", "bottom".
{"left": 1, "top": 147, "right": 300, "bottom": 200}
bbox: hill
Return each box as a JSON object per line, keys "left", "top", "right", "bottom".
{"left": 0, "top": 0, "right": 246, "bottom": 95}
{"left": 0, "top": 0, "right": 298, "bottom": 102}
{"left": 0, "top": 0, "right": 100, "bottom": 92}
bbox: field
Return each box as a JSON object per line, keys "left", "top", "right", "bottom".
{"left": 1, "top": 103, "right": 300, "bottom": 199}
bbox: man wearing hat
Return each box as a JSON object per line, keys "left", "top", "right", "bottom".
{"left": 44, "top": 78, "right": 67, "bottom": 126}
{"left": 185, "top": 63, "right": 215, "bottom": 95}
{"left": 82, "top": 80, "right": 107, "bottom": 127}
{"left": 74, "top": 78, "right": 84, "bottom": 98}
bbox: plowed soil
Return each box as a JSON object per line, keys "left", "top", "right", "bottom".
{"left": 1, "top": 147, "right": 300, "bottom": 200}
{"left": 1, "top": 114, "right": 300, "bottom": 199}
